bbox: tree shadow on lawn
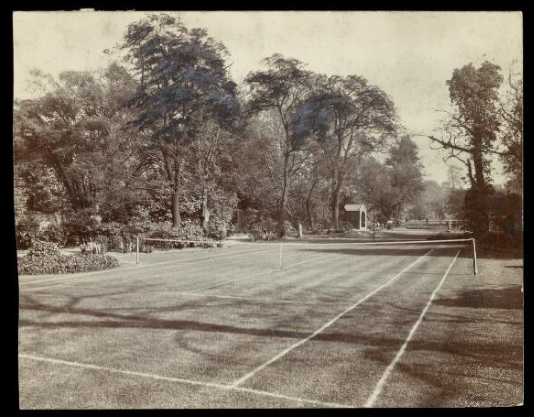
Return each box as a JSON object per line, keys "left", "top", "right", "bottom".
{"left": 19, "top": 285, "right": 523, "bottom": 406}
{"left": 20, "top": 287, "right": 521, "bottom": 358}
{"left": 20, "top": 293, "right": 521, "bottom": 369}
{"left": 433, "top": 284, "right": 523, "bottom": 310}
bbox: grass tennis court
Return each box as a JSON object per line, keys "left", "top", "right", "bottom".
{"left": 18, "top": 238, "right": 523, "bottom": 408}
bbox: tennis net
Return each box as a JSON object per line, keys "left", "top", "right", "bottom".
{"left": 133, "top": 235, "right": 477, "bottom": 275}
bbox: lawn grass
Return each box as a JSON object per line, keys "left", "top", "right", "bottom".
{"left": 18, "top": 242, "right": 523, "bottom": 408}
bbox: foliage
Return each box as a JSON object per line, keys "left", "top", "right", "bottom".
{"left": 427, "top": 62, "right": 505, "bottom": 232}
{"left": 14, "top": 64, "right": 139, "bottom": 215}
{"left": 446, "top": 189, "right": 467, "bottom": 220}
{"left": 297, "top": 74, "right": 398, "bottom": 228}
{"left": 245, "top": 54, "right": 314, "bottom": 237}
{"left": 80, "top": 241, "right": 107, "bottom": 254}
{"left": 13, "top": 14, "right": 521, "bottom": 250}
{"left": 498, "top": 69, "right": 523, "bottom": 194}
{"left": 476, "top": 231, "right": 523, "bottom": 255}
{"left": 357, "top": 137, "right": 423, "bottom": 222}
{"left": 120, "top": 14, "right": 239, "bottom": 228}
{"left": 15, "top": 216, "right": 41, "bottom": 249}
{"left": 488, "top": 191, "right": 522, "bottom": 233}
{"left": 18, "top": 241, "right": 120, "bottom": 275}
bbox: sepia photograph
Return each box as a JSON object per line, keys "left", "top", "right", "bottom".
{"left": 14, "top": 10, "right": 523, "bottom": 408}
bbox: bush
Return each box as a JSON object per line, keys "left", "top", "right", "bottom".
{"left": 140, "top": 244, "right": 154, "bottom": 253}
{"left": 144, "top": 221, "right": 207, "bottom": 250}
{"left": 18, "top": 241, "right": 120, "bottom": 275}
{"left": 174, "top": 221, "right": 206, "bottom": 241}
{"left": 26, "top": 241, "right": 62, "bottom": 257}
{"left": 80, "top": 241, "right": 107, "bottom": 254}
{"left": 16, "top": 216, "right": 41, "bottom": 249}
{"left": 476, "top": 231, "right": 523, "bottom": 255}
{"left": 206, "top": 219, "right": 228, "bottom": 241}
{"left": 283, "top": 220, "right": 294, "bottom": 236}
{"left": 247, "top": 217, "right": 278, "bottom": 241}
{"left": 40, "top": 224, "right": 67, "bottom": 246}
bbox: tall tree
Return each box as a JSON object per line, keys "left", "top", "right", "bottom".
{"left": 446, "top": 164, "right": 463, "bottom": 189}
{"left": 425, "top": 62, "right": 503, "bottom": 232}
{"left": 14, "top": 65, "right": 137, "bottom": 216}
{"left": 498, "top": 69, "right": 523, "bottom": 194}
{"left": 245, "top": 54, "right": 313, "bottom": 237}
{"left": 357, "top": 136, "right": 423, "bottom": 223}
{"left": 385, "top": 136, "right": 424, "bottom": 221}
{"left": 120, "top": 14, "right": 239, "bottom": 229}
{"left": 300, "top": 75, "right": 397, "bottom": 228}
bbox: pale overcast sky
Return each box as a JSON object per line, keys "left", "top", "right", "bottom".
{"left": 13, "top": 11, "right": 523, "bottom": 184}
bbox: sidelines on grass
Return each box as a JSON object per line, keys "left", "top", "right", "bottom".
{"left": 364, "top": 249, "right": 462, "bottom": 407}
{"left": 19, "top": 246, "right": 276, "bottom": 288}
{"left": 20, "top": 354, "right": 352, "bottom": 408}
{"left": 229, "top": 249, "right": 434, "bottom": 388}
{"left": 20, "top": 244, "right": 340, "bottom": 294}
{"left": 276, "top": 238, "right": 478, "bottom": 275}
{"left": 188, "top": 248, "right": 356, "bottom": 294}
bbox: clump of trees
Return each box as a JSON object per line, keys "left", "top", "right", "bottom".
{"left": 14, "top": 13, "right": 522, "bottom": 249}
{"left": 424, "top": 61, "right": 522, "bottom": 238}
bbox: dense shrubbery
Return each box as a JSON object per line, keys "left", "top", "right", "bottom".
{"left": 206, "top": 219, "right": 229, "bottom": 241}
{"left": 16, "top": 215, "right": 215, "bottom": 253}
{"left": 17, "top": 241, "right": 120, "bottom": 275}
{"left": 16, "top": 217, "right": 67, "bottom": 249}
{"left": 248, "top": 218, "right": 277, "bottom": 241}
{"left": 477, "top": 231, "right": 523, "bottom": 255}
{"left": 15, "top": 216, "right": 40, "bottom": 249}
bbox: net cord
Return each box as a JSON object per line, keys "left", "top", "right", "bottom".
{"left": 277, "top": 238, "right": 477, "bottom": 276}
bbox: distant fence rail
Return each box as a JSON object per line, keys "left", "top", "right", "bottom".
{"left": 404, "top": 220, "right": 469, "bottom": 230}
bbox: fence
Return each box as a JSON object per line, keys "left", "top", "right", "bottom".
{"left": 403, "top": 219, "right": 469, "bottom": 231}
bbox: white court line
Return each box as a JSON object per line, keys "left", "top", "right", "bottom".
{"left": 20, "top": 251, "right": 342, "bottom": 295}
{"left": 19, "top": 247, "right": 275, "bottom": 287}
{"left": 189, "top": 251, "right": 343, "bottom": 293}
{"left": 19, "top": 354, "right": 350, "bottom": 408}
{"left": 229, "top": 250, "right": 434, "bottom": 388}
{"left": 170, "top": 292, "right": 302, "bottom": 304}
{"left": 20, "top": 246, "right": 316, "bottom": 294}
{"left": 364, "top": 249, "right": 461, "bottom": 408}
{"left": 19, "top": 247, "right": 273, "bottom": 286}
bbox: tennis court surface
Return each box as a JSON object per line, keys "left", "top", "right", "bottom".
{"left": 18, "top": 239, "right": 523, "bottom": 408}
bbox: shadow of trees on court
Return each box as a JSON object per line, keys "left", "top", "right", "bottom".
{"left": 433, "top": 285, "right": 523, "bottom": 310}
{"left": 19, "top": 273, "right": 523, "bottom": 407}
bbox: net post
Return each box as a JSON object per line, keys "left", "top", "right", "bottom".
{"left": 136, "top": 236, "right": 140, "bottom": 265}
{"left": 279, "top": 242, "right": 283, "bottom": 269}
{"left": 471, "top": 238, "right": 478, "bottom": 275}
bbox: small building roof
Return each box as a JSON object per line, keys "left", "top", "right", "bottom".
{"left": 344, "top": 204, "right": 366, "bottom": 211}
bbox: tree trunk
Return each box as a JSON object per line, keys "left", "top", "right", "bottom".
{"left": 278, "top": 156, "right": 290, "bottom": 238}
{"left": 171, "top": 162, "right": 182, "bottom": 230}
{"left": 171, "top": 190, "right": 181, "bottom": 229}
{"left": 278, "top": 184, "right": 289, "bottom": 238}
{"left": 306, "top": 199, "right": 314, "bottom": 231}
{"left": 305, "top": 179, "right": 318, "bottom": 230}
{"left": 332, "top": 181, "right": 343, "bottom": 230}
{"left": 471, "top": 148, "right": 490, "bottom": 233}
{"left": 200, "top": 188, "right": 210, "bottom": 229}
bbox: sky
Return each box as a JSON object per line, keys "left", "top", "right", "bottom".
{"left": 13, "top": 11, "right": 523, "bottom": 184}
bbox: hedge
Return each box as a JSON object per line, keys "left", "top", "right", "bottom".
{"left": 18, "top": 241, "right": 120, "bottom": 275}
